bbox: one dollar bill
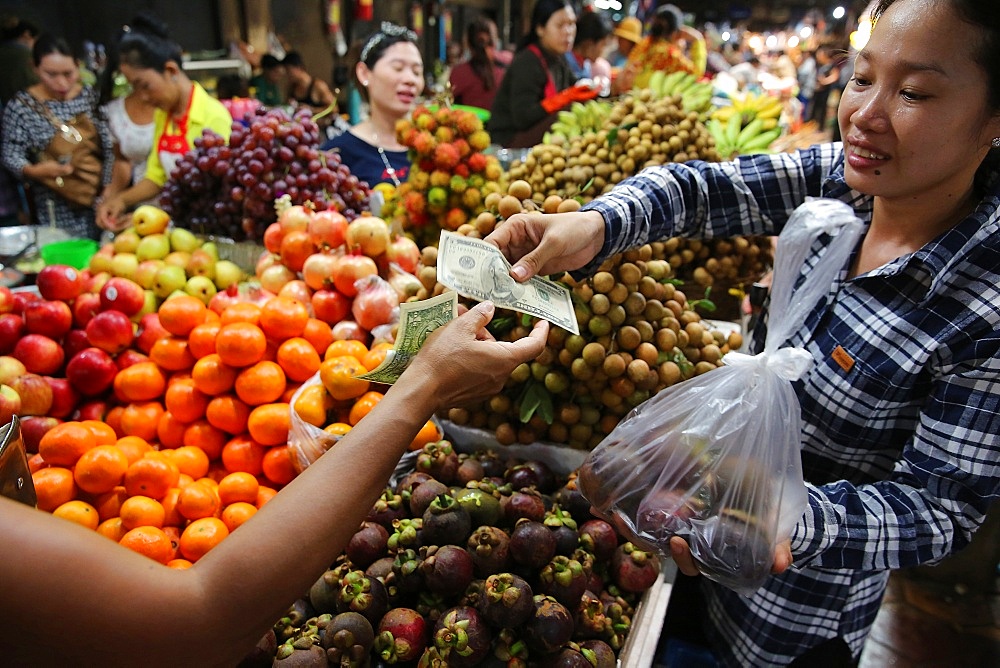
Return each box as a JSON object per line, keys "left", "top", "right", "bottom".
{"left": 436, "top": 231, "right": 580, "bottom": 335}
{"left": 355, "top": 291, "right": 459, "bottom": 384}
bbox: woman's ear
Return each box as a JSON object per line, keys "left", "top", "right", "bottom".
{"left": 356, "top": 61, "right": 371, "bottom": 88}
{"left": 163, "top": 61, "right": 182, "bottom": 80}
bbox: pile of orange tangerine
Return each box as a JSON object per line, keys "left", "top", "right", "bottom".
{"left": 30, "top": 294, "right": 441, "bottom": 566}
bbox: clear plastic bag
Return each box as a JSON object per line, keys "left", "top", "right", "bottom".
{"left": 579, "top": 199, "right": 864, "bottom": 594}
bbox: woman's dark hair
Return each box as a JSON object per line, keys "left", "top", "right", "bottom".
{"left": 116, "top": 13, "right": 183, "bottom": 73}
{"left": 467, "top": 17, "right": 499, "bottom": 91}
{"left": 358, "top": 22, "right": 419, "bottom": 70}
{"left": 574, "top": 11, "right": 612, "bottom": 48}
{"left": 282, "top": 51, "right": 305, "bottom": 70}
{"left": 260, "top": 54, "right": 282, "bottom": 70}
{"left": 650, "top": 4, "right": 683, "bottom": 40}
{"left": 31, "top": 33, "right": 74, "bottom": 67}
{"left": 216, "top": 74, "right": 249, "bottom": 99}
{"left": 520, "top": 0, "right": 572, "bottom": 50}
{"left": 872, "top": 0, "right": 999, "bottom": 113}
{"left": 2, "top": 17, "right": 38, "bottom": 42}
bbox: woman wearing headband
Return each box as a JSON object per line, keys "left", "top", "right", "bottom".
{"left": 96, "top": 14, "right": 232, "bottom": 231}
{"left": 320, "top": 23, "right": 423, "bottom": 190}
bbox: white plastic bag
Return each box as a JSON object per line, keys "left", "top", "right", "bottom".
{"left": 579, "top": 198, "right": 864, "bottom": 594}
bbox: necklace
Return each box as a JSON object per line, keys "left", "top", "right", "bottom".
{"left": 371, "top": 129, "right": 401, "bottom": 187}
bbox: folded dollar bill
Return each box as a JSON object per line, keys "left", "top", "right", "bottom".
{"left": 436, "top": 231, "right": 580, "bottom": 335}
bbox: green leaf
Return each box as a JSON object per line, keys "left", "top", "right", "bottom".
{"left": 688, "top": 286, "right": 717, "bottom": 312}
{"left": 520, "top": 313, "right": 533, "bottom": 327}
{"left": 518, "top": 380, "right": 554, "bottom": 424}
{"left": 488, "top": 316, "right": 516, "bottom": 337}
{"left": 607, "top": 127, "right": 618, "bottom": 146}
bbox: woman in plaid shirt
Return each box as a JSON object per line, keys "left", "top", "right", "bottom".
{"left": 488, "top": 0, "right": 1000, "bottom": 664}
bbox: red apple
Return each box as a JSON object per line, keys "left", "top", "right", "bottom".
{"left": 0, "top": 384, "right": 21, "bottom": 425}
{"left": 9, "top": 373, "right": 53, "bottom": 416}
{"left": 36, "top": 264, "right": 86, "bottom": 302}
{"left": 135, "top": 313, "right": 171, "bottom": 355}
{"left": 23, "top": 299, "right": 73, "bottom": 340}
{"left": 44, "top": 376, "right": 80, "bottom": 419}
{"left": 66, "top": 347, "right": 118, "bottom": 396}
{"left": 12, "top": 334, "right": 64, "bottom": 375}
{"left": 63, "top": 328, "right": 92, "bottom": 360}
{"left": 99, "top": 277, "right": 145, "bottom": 315}
{"left": 0, "top": 355, "right": 26, "bottom": 386}
{"left": 85, "top": 310, "right": 135, "bottom": 354}
{"left": 115, "top": 349, "right": 149, "bottom": 370}
{"left": 75, "top": 399, "right": 110, "bottom": 422}
{"left": 72, "top": 291, "right": 102, "bottom": 328}
{"left": 0, "top": 286, "right": 12, "bottom": 314}
{"left": 312, "top": 289, "right": 351, "bottom": 324}
{"left": 0, "top": 313, "right": 25, "bottom": 354}
{"left": 19, "top": 415, "right": 61, "bottom": 453}
{"left": 11, "top": 290, "right": 40, "bottom": 315}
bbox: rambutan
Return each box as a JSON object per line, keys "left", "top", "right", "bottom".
{"left": 462, "top": 187, "right": 483, "bottom": 210}
{"left": 434, "top": 126, "right": 455, "bottom": 143}
{"left": 455, "top": 111, "right": 484, "bottom": 136}
{"left": 454, "top": 163, "right": 470, "bottom": 178}
{"left": 403, "top": 190, "right": 427, "bottom": 215}
{"left": 429, "top": 170, "right": 451, "bottom": 188}
{"left": 427, "top": 186, "right": 449, "bottom": 210}
{"left": 453, "top": 138, "right": 471, "bottom": 159}
{"left": 411, "top": 130, "right": 437, "bottom": 157}
{"left": 433, "top": 142, "right": 461, "bottom": 171}
{"left": 444, "top": 207, "right": 468, "bottom": 230}
{"left": 449, "top": 174, "right": 468, "bottom": 193}
{"left": 468, "top": 130, "right": 491, "bottom": 152}
{"left": 466, "top": 153, "right": 488, "bottom": 174}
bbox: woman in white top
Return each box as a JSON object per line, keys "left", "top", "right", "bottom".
{"left": 101, "top": 87, "right": 155, "bottom": 202}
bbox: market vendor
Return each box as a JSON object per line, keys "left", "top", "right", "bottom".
{"left": 487, "top": 0, "right": 599, "bottom": 148}
{"left": 0, "top": 302, "right": 549, "bottom": 666}
{"left": 487, "top": 0, "right": 1000, "bottom": 663}
{"left": 96, "top": 15, "right": 232, "bottom": 232}
{"left": 320, "top": 22, "right": 423, "bottom": 189}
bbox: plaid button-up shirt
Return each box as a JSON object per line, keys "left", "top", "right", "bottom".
{"left": 581, "top": 144, "right": 1000, "bottom": 665}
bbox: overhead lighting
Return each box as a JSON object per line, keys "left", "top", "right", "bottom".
{"left": 593, "top": 0, "right": 623, "bottom": 10}
{"left": 765, "top": 34, "right": 778, "bottom": 49}
{"left": 721, "top": 31, "right": 731, "bottom": 41}
{"left": 788, "top": 35, "right": 799, "bottom": 48}
{"left": 832, "top": 6, "right": 846, "bottom": 19}
{"left": 800, "top": 26, "right": 813, "bottom": 39}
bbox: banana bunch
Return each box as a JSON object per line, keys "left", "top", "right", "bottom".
{"left": 711, "top": 91, "right": 782, "bottom": 130}
{"left": 706, "top": 113, "right": 782, "bottom": 160}
{"left": 639, "top": 70, "right": 714, "bottom": 114}
{"left": 544, "top": 99, "right": 613, "bottom": 143}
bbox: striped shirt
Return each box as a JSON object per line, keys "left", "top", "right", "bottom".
{"left": 580, "top": 143, "right": 1000, "bottom": 664}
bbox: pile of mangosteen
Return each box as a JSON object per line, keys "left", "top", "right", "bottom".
{"left": 258, "top": 439, "right": 662, "bottom": 667}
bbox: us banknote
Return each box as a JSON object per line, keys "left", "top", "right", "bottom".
{"left": 436, "top": 231, "right": 580, "bottom": 335}
{"left": 355, "top": 291, "right": 459, "bottom": 384}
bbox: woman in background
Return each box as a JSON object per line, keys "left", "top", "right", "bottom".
{"left": 488, "top": 0, "right": 598, "bottom": 148}
{"left": 96, "top": 15, "right": 232, "bottom": 231}
{"left": 620, "top": 4, "right": 705, "bottom": 90}
{"left": 449, "top": 16, "right": 509, "bottom": 112}
{"left": 100, "top": 67, "right": 156, "bottom": 210}
{"left": 320, "top": 23, "right": 423, "bottom": 189}
{"left": 1, "top": 33, "right": 113, "bottom": 239}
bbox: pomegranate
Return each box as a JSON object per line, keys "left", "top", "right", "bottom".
{"left": 301, "top": 252, "right": 339, "bottom": 291}
{"left": 332, "top": 254, "right": 378, "bottom": 297}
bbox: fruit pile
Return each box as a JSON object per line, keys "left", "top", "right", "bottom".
{"left": 410, "top": 185, "right": 743, "bottom": 450}
{"left": 380, "top": 104, "right": 504, "bottom": 247}
{"left": 89, "top": 205, "right": 245, "bottom": 310}
{"left": 160, "top": 107, "right": 370, "bottom": 242}
{"left": 506, "top": 88, "right": 722, "bottom": 203}
{"left": 707, "top": 90, "right": 784, "bottom": 159}
{"left": 267, "top": 445, "right": 660, "bottom": 666}
{"left": 255, "top": 200, "right": 423, "bottom": 339}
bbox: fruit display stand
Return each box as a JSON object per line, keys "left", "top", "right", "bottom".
{"left": 442, "top": 420, "right": 676, "bottom": 668}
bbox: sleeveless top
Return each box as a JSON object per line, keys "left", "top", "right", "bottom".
{"left": 104, "top": 96, "right": 154, "bottom": 185}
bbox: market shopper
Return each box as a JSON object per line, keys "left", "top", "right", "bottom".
{"left": 249, "top": 53, "right": 285, "bottom": 107}
{"left": 448, "top": 17, "right": 508, "bottom": 112}
{"left": 96, "top": 16, "right": 232, "bottom": 232}
{"left": 486, "top": 0, "right": 1000, "bottom": 664}
{"left": 566, "top": 11, "right": 613, "bottom": 84}
{"left": 618, "top": 3, "right": 706, "bottom": 91}
{"left": 0, "top": 33, "right": 114, "bottom": 239}
{"left": 320, "top": 22, "right": 423, "bottom": 189}
{"left": 100, "top": 75, "right": 156, "bottom": 203}
{"left": 283, "top": 51, "right": 337, "bottom": 116}
{"left": 488, "top": 0, "right": 599, "bottom": 148}
{"left": 607, "top": 16, "right": 642, "bottom": 70}
{"left": 0, "top": 301, "right": 548, "bottom": 666}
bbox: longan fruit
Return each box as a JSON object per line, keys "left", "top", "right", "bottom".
{"left": 498, "top": 195, "right": 523, "bottom": 220}
{"left": 507, "top": 179, "right": 532, "bottom": 200}
{"left": 556, "top": 198, "right": 582, "bottom": 213}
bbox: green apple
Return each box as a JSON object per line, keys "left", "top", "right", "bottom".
{"left": 184, "top": 275, "right": 217, "bottom": 305}
{"left": 135, "top": 233, "right": 171, "bottom": 261}
{"left": 131, "top": 290, "right": 159, "bottom": 322}
{"left": 132, "top": 204, "right": 171, "bottom": 236}
{"left": 88, "top": 244, "right": 115, "bottom": 274}
{"left": 200, "top": 241, "right": 220, "bottom": 262}
{"left": 186, "top": 248, "right": 216, "bottom": 280}
{"left": 134, "top": 259, "right": 165, "bottom": 290}
{"left": 164, "top": 251, "right": 191, "bottom": 268}
{"left": 169, "top": 227, "right": 201, "bottom": 254}
{"left": 113, "top": 228, "right": 141, "bottom": 254}
{"left": 214, "top": 260, "right": 244, "bottom": 290}
{"left": 110, "top": 252, "right": 139, "bottom": 280}
{"left": 153, "top": 264, "right": 187, "bottom": 299}
{"left": 165, "top": 289, "right": 188, "bottom": 301}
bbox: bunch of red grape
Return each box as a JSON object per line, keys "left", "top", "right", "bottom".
{"left": 159, "top": 107, "right": 370, "bottom": 241}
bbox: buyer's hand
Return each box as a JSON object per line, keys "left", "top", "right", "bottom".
{"left": 668, "top": 536, "right": 793, "bottom": 577}
{"left": 403, "top": 301, "right": 548, "bottom": 411}
{"left": 96, "top": 194, "right": 128, "bottom": 231}
{"left": 485, "top": 210, "right": 606, "bottom": 282}
{"left": 29, "top": 160, "right": 73, "bottom": 180}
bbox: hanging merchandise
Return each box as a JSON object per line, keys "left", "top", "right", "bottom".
{"left": 411, "top": 2, "right": 425, "bottom": 37}
{"left": 355, "top": 0, "right": 374, "bottom": 22}
{"left": 326, "top": 0, "right": 348, "bottom": 56}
